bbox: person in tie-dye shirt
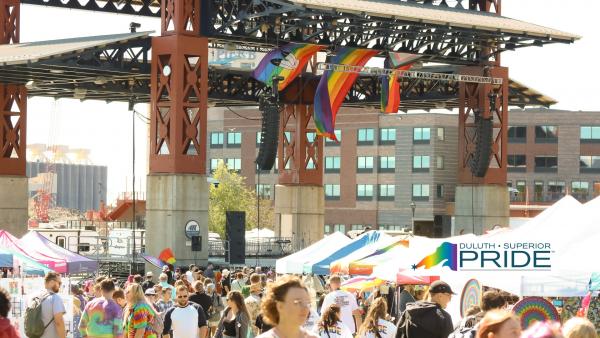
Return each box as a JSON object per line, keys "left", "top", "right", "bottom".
{"left": 123, "top": 283, "right": 158, "bottom": 338}
{"left": 79, "top": 279, "right": 123, "bottom": 338}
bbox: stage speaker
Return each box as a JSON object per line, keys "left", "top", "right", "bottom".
{"left": 226, "top": 211, "right": 246, "bottom": 265}
{"left": 256, "top": 95, "right": 281, "bottom": 171}
{"left": 191, "top": 236, "right": 201, "bottom": 252}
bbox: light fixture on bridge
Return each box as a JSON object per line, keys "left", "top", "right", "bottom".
{"left": 25, "top": 80, "right": 37, "bottom": 90}
{"left": 73, "top": 88, "right": 87, "bottom": 99}
{"left": 94, "top": 76, "right": 108, "bottom": 85}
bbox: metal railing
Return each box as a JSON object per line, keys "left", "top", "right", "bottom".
{"left": 208, "top": 237, "right": 294, "bottom": 258}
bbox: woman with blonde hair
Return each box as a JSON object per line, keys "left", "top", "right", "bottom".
{"left": 356, "top": 298, "right": 396, "bottom": 338}
{"left": 123, "top": 283, "right": 158, "bottom": 338}
{"left": 562, "top": 317, "right": 598, "bottom": 338}
{"left": 215, "top": 291, "right": 250, "bottom": 338}
{"left": 476, "top": 310, "right": 521, "bottom": 338}
{"left": 256, "top": 275, "right": 318, "bottom": 338}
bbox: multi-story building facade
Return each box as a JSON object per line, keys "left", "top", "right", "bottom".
{"left": 207, "top": 107, "right": 600, "bottom": 238}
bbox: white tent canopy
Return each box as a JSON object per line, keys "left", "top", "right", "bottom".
{"left": 245, "top": 228, "right": 275, "bottom": 238}
{"left": 275, "top": 232, "right": 351, "bottom": 274}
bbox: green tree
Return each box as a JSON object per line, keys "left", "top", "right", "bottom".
{"left": 208, "top": 161, "right": 274, "bottom": 237}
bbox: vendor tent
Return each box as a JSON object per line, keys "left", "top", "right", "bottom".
{"left": 0, "top": 230, "right": 68, "bottom": 273}
{"left": 19, "top": 231, "right": 98, "bottom": 274}
{"left": 0, "top": 248, "right": 54, "bottom": 276}
{"left": 307, "top": 231, "right": 387, "bottom": 275}
{"left": 245, "top": 228, "right": 275, "bottom": 238}
{"left": 330, "top": 235, "right": 407, "bottom": 275}
{"left": 275, "top": 232, "right": 351, "bottom": 274}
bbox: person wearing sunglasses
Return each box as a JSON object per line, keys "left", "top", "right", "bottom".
{"left": 163, "top": 285, "right": 208, "bottom": 338}
{"left": 33, "top": 271, "right": 66, "bottom": 338}
{"left": 256, "top": 275, "right": 318, "bottom": 338}
{"left": 215, "top": 291, "right": 250, "bottom": 338}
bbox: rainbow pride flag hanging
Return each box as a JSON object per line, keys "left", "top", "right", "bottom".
{"left": 380, "top": 52, "right": 421, "bottom": 113}
{"left": 251, "top": 43, "right": 324, "bottom": 90}
{"left": 314, "top": 48, "right": 379, "bottom": 140}
{"left": 158, "top": 248, "right": 176, "bottom": 265}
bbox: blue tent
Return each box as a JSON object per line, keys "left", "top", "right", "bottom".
{"left": 308, "top": 231, "right": 386, "bottom": 275}
{"left": 0, "top": 251, "right": 12, "bottom": 267}
{"left": 0, "top": 248, "right": 54, "bottom": 276}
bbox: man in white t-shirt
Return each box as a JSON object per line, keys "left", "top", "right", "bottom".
{"left": 163, "top": 285, "right": 208, "bottom": 338}
{"left": 320, "top": 276, "right": 362, "bottom": 334}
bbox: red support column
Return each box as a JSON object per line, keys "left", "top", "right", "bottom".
{"left": 0, "top": 0, "right": 19, "bottom": 44}
{"left": 150, "top": 0, "right": 207, "bottom": 174}
{"left": 458, "top": 66, "right": 508, "bottom": 185}
{"left": 0, "top": 84, "right": 26, "bottom": 175}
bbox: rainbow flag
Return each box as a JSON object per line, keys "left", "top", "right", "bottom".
{"left": 314, "top": 48, "right": 378, "bottom": 140}
{"left": 251, "top": 43, "right": 324, "bottom": 90}
{"left": 158, "top": 248, "right": 176, "bottom": 265}
{"left": 380, "top": 52, "right": 421, "bottom": 114}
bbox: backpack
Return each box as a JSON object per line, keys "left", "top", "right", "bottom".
{"left": 395, "top": 302, "right": 439, "bottom": 338}
{"left": 24, "top": 292, "right": 54, "bottom": 338}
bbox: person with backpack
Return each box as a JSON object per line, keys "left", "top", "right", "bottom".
{"left": 395, "top": 280, "right": 455, "bottom": 338}
{"left": 123, "top": 283, "right": 159, "bottom": 338}
{"left": 0, "top": 286, "right": 19, "bottom": 338}
{"left": 25, "top": 271, "right": 66, "bottom": 338}
{"left": 356, "top": 297, "right": 397, "bottom": 338}
{"left": 162, "top": 286, "right": 208, "bottom": 338}
{"left": 79, "top": 279, "right": 123, "bottom": 338}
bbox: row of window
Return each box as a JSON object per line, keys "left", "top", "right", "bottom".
{"left": 210, "top": 127, "right": 446, "bottom": 148}
{"left": 324, "top": 183, "right": 444, "bottom": 201}
{"left": 324, "top": 224, "right": 406, "bottom": 234}
{"left": 508, "top": 155, "right": 600, "bottom": 172}
{"left": 508, "top": 180, "right": 600, "bottom": 203}
{"left": 508, "top": 125, "right": 600, "bottom": 143}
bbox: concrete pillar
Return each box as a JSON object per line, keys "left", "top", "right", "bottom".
{"left": 454, "top": 185, "right": 509, "bottom": 235}
{"left": 146, "top": 174, "right": 209, "bottom": 269}
{"left": 0, "top": 176, "right": 28, "bottom": 237}
{"left": 274, "top": 184, "right": 324, "bottom": 250}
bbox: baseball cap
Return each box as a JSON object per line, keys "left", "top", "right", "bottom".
{"left": 144, "top": 288, "right": 157, "bottom": 296}
{"left": 429, "top": 280, "right": 456, "bottom": 295}
{"left": 146, "top": 271, "right": 153, "bottom": 277}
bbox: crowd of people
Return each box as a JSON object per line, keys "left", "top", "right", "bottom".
{"left": 0, "top": 265, "right": 597, "bottom": 338}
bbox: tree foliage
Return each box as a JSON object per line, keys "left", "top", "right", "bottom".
{"left": 208, "top": 161, "right": 274, "bottom": 238}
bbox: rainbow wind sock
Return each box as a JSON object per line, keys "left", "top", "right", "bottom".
{"left": 251, "top": 43, "right": 324, "bottom": 90}
{"left": 380, "top": 52, "right": 421, "bottom": 113}
{"left": 314, "top": 48, "right": 379, "bottom": 140}
{"left": 413, "top": 242, "right": 458, "bottom": 271}
{"left": 158, "top": 248, "right": 176, "bottom": 264}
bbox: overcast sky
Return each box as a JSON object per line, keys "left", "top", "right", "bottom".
{"left": 20, "top": 1, "right": 598, "bottom": 204}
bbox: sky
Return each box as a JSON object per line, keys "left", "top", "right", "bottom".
{"left": 20, "top": 1, "right": 599, "bottom": 204}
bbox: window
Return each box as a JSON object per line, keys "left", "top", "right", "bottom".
{"left": 413, "top": 127, "right": 431, "bottom": 144}
{"left": 324, "top": 225, "right": 331, "bottom": 234}
{"left": 580, "top": 126, "right": 600, "bottom": 142}
{"left": 379, "top": 156, "right": 396, "bottom": 173}
{"left": 580, "top": 155, "right": 600, "bottom": 173}
{"left": 413, "top": 155, "right": 430, "bottom": 172}
{"left": 436, "top": 156, "right": 444, "bottom": 170}
{"left": 379, "top": 128, "right": 396, "bottom": 144}
{"left": 378, "top": 184, "right": 395, "bottom": 201}
{"left": 572, "top": 181, "right": 589, "bottom": 202}
{"left": 412, "top": 184, "right": 429, "bottom": 201}
{"left": 324, "top": 184, "right": 340, "bottom": 200}
{"left": 333, "top": 224, "right": 345, "bottom": 233}
{"left": 210, "top": 132, "right": 224, "bottom": 148}
{"left": 325, "top": 156, "right": 341, "bottom": 173}
{"left": 256, "top": 132, "right": 262, "bottom": 146}
{"left": 534, "top": 156, "right": 558, "bottom": 172}
{"left": 56, "top": 236, "right": 66, "bottom": 248}
{"left": 227, "top": 132, "right": 242, "bottom": 147}
{"left": 358, "top": 128, "right": 375, "bottom": 144}
{"left": 325, "top": 130, "right": 342, "bottom": 145}
{"left": 508, "top": 155, "right": 527, "bottom": 172}
{"left": 357, "top": 156, "right": 374, "bottom": 173}
{"left": 436, "top": 184, "right": 444, "bottom": 199}
{"left": 548, "top": 181, "right": 565, "bottom": 201}
{"left": 516, "top": 180, "right": 526, "bottom": 201}
{"left": 437, "top": 127, "right": 445, "bottom": 141}
{"left": 379, "top": 224, "right": 403, "bottom": 231}
{"left": 210, "top": 159, "right": 223, "bottom": 172}
{"left": 534, "top": 181, "right": 544, "bottom": 202}
{"left": 508, "top": 126, "right": 527, "bottom": 143}
{"left": 226, "top": 158, "right": 241, "bottom": 171}
{"left": 356, "top": 184, "right": 374, "bottom": 201}
{"left": 351, "top": 224, "right": 365, "bottom": 231}
{"left": 256, "top": 184, "right": 271, "bottom": 199}
{"left": 535, "top": 126, "right": 558, "bottom": 143}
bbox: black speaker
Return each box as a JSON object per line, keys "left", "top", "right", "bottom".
{"left": 469, "top": 116, "right": 493, "bottom": 177}
{"left": 256, "top": 95, "right": 281, "bottom": 171}
{"left": 226, "top": 211, "right": 246, "bottom": 265}
{"left": 191, "top": 236, "right": 201, "bottom": 251}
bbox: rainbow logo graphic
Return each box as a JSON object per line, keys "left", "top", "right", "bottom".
{"left": 413, "top": 242, "right": 458, "bottom": 271}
